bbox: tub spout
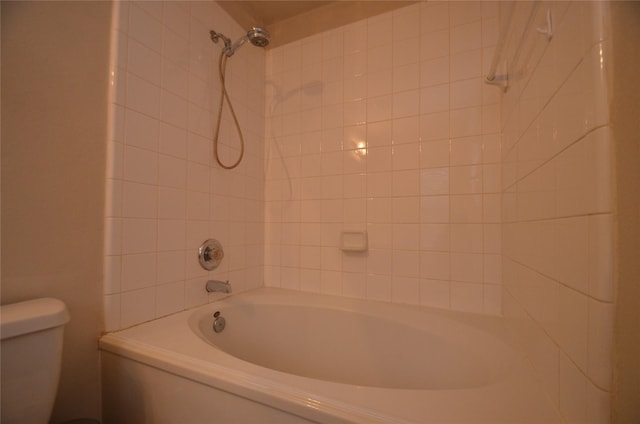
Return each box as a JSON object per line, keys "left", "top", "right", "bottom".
{"left": 206, "top": 279, "right": 232, "bottom": 294}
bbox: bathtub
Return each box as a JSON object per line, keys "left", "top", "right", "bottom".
{"left": 100, "top": 288, "right": 561, "bottom": 423}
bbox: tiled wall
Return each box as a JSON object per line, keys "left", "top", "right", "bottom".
{"left": 104, "top": 1, "right": 266, "bottom": 331}
{"left": 102, "top": 5, "right": 616, "bottom": 420}
{"left": 264, "top": 2, "right": 503, "bottom": 314}
{"left": 499, "top": 2, "right": 613, "bottom": 423}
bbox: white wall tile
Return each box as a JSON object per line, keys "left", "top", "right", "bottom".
{"left": 366, "top": 273, "right": 392, "bottom": 301}
{"left": 559, "top": 353, "right": 589, "bottom": 424}
{"left": 126, "top": 73, "right": 161, "bottom": 118}
{"left": 588, "top": 299, "right": 613, "bottom": 390}
{"left": 450, "top": 136, "right": 482, "bottom": 166}
{"left": 588, "top": 214, "right": 614, "bottom": 301}
{"left": 392, "top": 196, "right": 420, "bottom": 223}
{"left": 104, "top": 256, "right": 122, "bottom": 295}
{"left": 123, "top": 175, "right": 157, "bottom": 214}
{"left": 420, "top": 111, "right": 450, "bottom": 140}
{"left": 128, "top": 39, "right": 161, "bottom": 85}
{"left": 392, "top": 170, "right": 420, "bottom": 197}
{"left": 128, "top": 3, "right": 162, "bottom": 52}
{"left": 392, "top": 250, "right": 420, "bottom": 278}
{"left": 125, "top": 109, "right": 159, "bottom": 150}
{"left": 121, "top": 253, "right": 157, "bottom": 291}
{"left": 451, "top": 281, "right": 483, "bottom": 312}
{"left": 120, "top": 286, "right": 155, "bottom": 328}
{"left": 420, "top": 251, "right": 450, "bottom": 281}
{"left": 420, "top": 28, "right": 449, "bottom": 61}
{"left": 420, "top": 56, "right": 449, "bottom": 87}
{"left": 451, "top": 106, "right": 483, "bottom": 137}
{"left": 392, "top": 276, "right": 420, "bottom": 305}
{"left": 320, "top": 269, "right": 341, "bottom": 294}
{"left": 103, "top": 294, "right": 122, "bottom": 332}
{"left": 156, "top": 251, "right": 185, "bottom": 284}
{"left": 449, "top": 1, "right": 481, "bottom": 27}
{"left": 450, "top": 223, "right": 483, "bottom": 253}
{"left": 420, "top": 139, "right": 450, "bottom": 169}
{"left": 451, "top": 78, "right": 482, "bottom": 109}
{"left": 155, "top": 281, "right": 185, "bottom": 318}
{"left": 420, "top": 195, "right": 450, "bottom": 223}
{"left": 122, "top": 219, "right": 157, "bottom": 254}
{"left": 450, "top": 49, "right": 482, "bottom": 81}
{"left": 393, "top": 63, "right": 420, "bottom": 92}
{"left": 451, "top": 21, "right": 482, "bottom": 54}
{"left": 450, "top": 194, "right": 483, "bottom": 223}
{"left": 450, "top": 165, "right": 483, "bottom": 194}
{"left": 451, "top": 252, "right": 483, "bottom": 283}
{"left": 420, "top": 84, "right": 449, "bottom": 114}
{"left": 419, "top": 278, "right": 450, "bottom": 308}
{"left": 420, "top": 3, "right": 449, "bottom": 34}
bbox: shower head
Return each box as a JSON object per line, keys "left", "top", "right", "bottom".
{"left": 247, "top": 27, "right": 270, "bottom": 48}
{"left": 211, "top": 27, "right": 270, "bottom": 57}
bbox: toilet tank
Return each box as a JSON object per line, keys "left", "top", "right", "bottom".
{"left": 1, "top": 298, "right": 70, "bottom": 424}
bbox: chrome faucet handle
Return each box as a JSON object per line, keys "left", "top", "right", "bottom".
{"left": 198, "top": 239, "right": 224, "bottom": 270}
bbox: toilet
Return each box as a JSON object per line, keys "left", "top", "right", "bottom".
{"left": 1, "top": 297, "right": 70, "bottom": 424}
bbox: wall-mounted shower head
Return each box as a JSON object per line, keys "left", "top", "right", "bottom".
{"left": 210, "top": 27, "right": 270, "bottom": 57}
{"left": 246, "top": 27, "right": 270, "bottom": 47}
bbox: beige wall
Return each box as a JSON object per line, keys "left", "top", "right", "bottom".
{"left": 1, "top": 1, "right": 110, "bottom": 422}
{"left": 610, "top": 3, "right": 640, "bottom": 423}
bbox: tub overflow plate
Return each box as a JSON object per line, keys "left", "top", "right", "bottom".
{"left": 213, "top": 311, "right": 226, "bottom": 333}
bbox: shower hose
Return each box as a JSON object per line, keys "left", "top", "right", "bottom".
{"left": 213, "top": 50, "right": 244, "bottom": 170}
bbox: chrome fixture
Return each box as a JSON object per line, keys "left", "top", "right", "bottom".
{"left": 206, "top": 279, "right": 232, "bottom": 294}
{"left": 485, "top": 3, "right": 553, "bottom": 92}
{"left": 212, "top": 311, "right": 226, "bottom": 333}
{"left": 210, "top": 27, "right": 270, "bottom": 57}
{"left": 209, "top": 27, "right": 271, "bottom": 169}
{"left": 198, "top": 239, "right": 224, "bottom": 271}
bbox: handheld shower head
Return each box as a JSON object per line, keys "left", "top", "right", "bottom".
{"left": 211, "top": 27, "right": 270, "bottom": 57}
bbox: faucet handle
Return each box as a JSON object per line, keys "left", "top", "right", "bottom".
{"left": 198, "top": 239, "right": 224, "bottom": 270}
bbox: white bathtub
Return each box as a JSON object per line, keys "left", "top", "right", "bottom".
{"left": 100, "top": 288, "right": 561, "bottom": 423}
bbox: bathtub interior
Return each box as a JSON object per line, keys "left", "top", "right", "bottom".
{"left": 103, "top": 288, "right": 562, "bottom": 424}
{"left": 188, "top": 292, "right": 516, "bottom": 390}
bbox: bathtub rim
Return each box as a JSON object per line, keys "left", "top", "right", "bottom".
{"left": 101, "top": 325, "right": 403, "bottom": 424}
{"left": 100, "top": 287, "right": 561, "bottom": 424}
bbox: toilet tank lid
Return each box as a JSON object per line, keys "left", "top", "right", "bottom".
{"left": 1, "top": 298, "right": 70, "bottom": 340}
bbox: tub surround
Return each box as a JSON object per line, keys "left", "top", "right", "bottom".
{"left": 102, "top": 1, "right": 620, "bottom": 423}
{"left": 264, "top": 1, "right": 503, "bottom": 315}
{"left": 104, "top": 1, "right": 266, "bottom": 332}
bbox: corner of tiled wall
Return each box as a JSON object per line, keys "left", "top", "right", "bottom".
{"left": 104, "top": 1, "right": 266, "bottom": 332}
{"left": 499, "top": 2, "right": 614, "bottom": 423}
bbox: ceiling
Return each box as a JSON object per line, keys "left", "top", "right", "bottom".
{"left": 217, "top": 1, "right": 417, "bottom": 48}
